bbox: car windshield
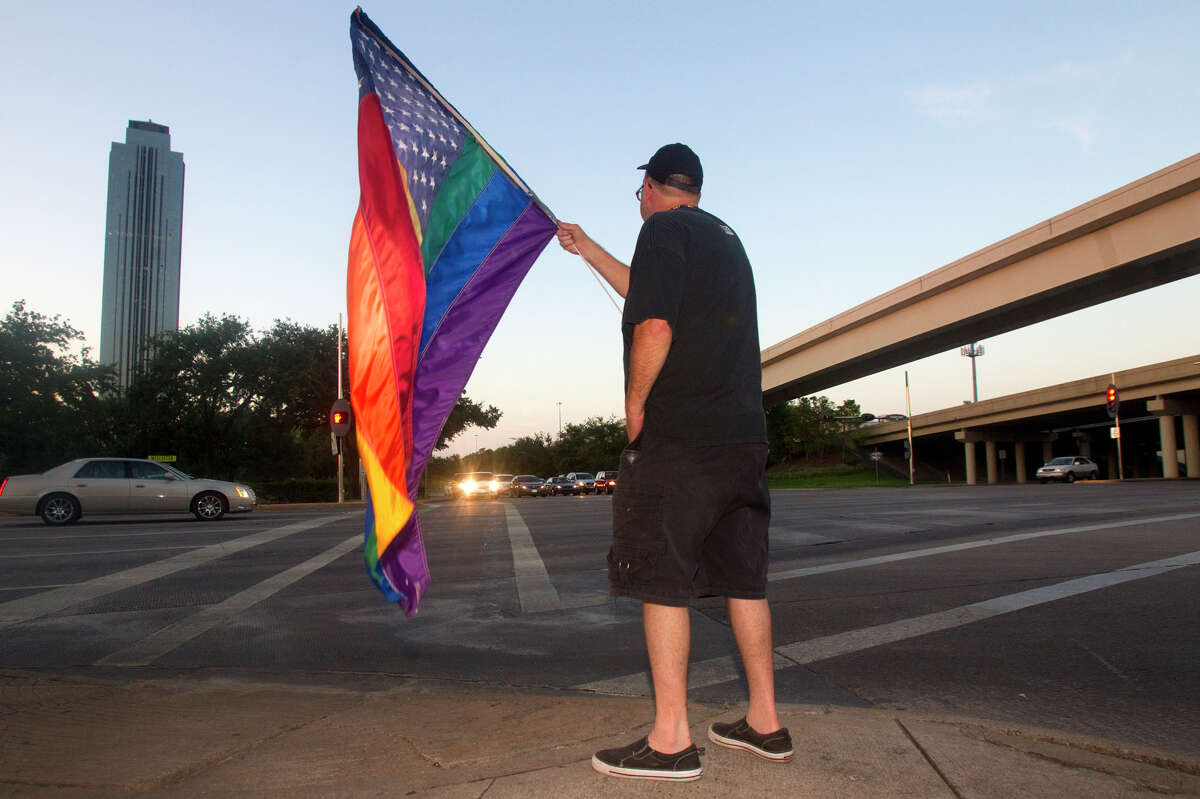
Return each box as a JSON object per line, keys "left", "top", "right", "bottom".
{"left": 1047, "top": 457, "right": 1074, "bottom": 466}
{"left": 576, "top": 473, "right": 594, "bottom": 480}
{"left": 162, "top": 464, "right": 193, "bottom": 479}
{"left": 517, "top": 475, "right": 541, "bottom": 482}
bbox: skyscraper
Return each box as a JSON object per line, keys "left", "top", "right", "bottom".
{"left": 100, "top": 120, "right": 184, "bottom": 389}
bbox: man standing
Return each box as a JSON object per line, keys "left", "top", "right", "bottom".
{"left": 557, "top": 144, "right": 792, "bottom": 782}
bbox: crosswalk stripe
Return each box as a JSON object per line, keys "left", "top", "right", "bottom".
{"left": 97, "top": 533, "right": 362, "bottom": 666}
{"left": 0, "top": 514, "right": 349, "bottom": 628}
{"left": 504, "top": 503, "right": 561, "bottom": 614}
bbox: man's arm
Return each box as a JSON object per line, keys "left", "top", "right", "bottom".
{"left": 625, "top": 317, "right": 672, "bottom": 441}
{"left": 556, "top": 222, "right": 630, "bottom": 298}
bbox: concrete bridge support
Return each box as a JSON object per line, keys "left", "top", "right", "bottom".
{"left": 958, "top": 429, "right": 1055, "bottom": 485}
{"left": 1185, "top": 415, "right": 1200, "bottom": 478}
{"left": 1148, "top": 396, "right": 1200, "bottom": 478}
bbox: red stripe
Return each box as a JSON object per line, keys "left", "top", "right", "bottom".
{"left": 347, "top": 92, "right": 426, "bottom": 534}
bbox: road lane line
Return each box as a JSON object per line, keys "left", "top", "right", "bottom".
{"left": 96, "top": 533, "right": 362, "bottom": 666}
{"left": 768, "top": 512, "right": 1200, "bottom": 582}
{"left": 0, "top": 545, "right": 199, "bottom": 559}
{"left": 504, "top": 503, "right": 561, "bottom": 614}
{"left": 0, "top": 514, "right": 350, "bottom": 628}
{"left": 776, "top": 549, "right": 1200, "bottom": 664}
{"left": 576, "top": 547, "right": 1200, "bottom": 696}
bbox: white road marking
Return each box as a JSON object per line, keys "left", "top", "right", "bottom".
{"left": 0, "top": 545, "right": 198, "bottom": 559}
{"left": 776, "top": 549, "right": 1200, "bottom": 665}
{"left": 576, "top": 538, "right": 1200, "bottom": 696}
{"left": 0, "top": 515, "right": 349, "bottom": 628}
{"left": 97, "top": 533, "right": 362, "bottom": 666}
{"left": 768, "top": 512, "right": 1200, "bottom": 582}
{"left": 504, "top": 503, "right": 561, "bottom": 614}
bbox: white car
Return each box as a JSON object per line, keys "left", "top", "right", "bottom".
{"left": 1036, "top": 456, "right": 1100, "bottom": 483}
{"left": 0, "top": 458, "right": 256, "bottom": 524}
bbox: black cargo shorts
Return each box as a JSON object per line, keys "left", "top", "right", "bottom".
{"left": 608, "top": 432, "right": 770, "bottom": 606}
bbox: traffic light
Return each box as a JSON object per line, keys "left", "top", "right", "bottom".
{"left": 1105, "top": 384, "right": 1119, "bottom": 419}
{"left": 330, "top": 398, "right": 352, "bottom": 437}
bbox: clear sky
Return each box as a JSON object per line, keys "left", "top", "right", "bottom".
{"left": 3, "top": 1, "right": 1198, "bottom": 456}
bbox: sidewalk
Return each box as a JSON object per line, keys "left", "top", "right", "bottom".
{"left": 2, "top": 671, "right": 1197, "bottom": 798}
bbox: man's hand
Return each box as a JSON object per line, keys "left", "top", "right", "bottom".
{"left": 556, "top": 222, "right": 592, "bottom": 255}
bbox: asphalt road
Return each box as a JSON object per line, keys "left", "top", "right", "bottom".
{"left": 1, "top": 481, "right": 1198, "bottom": 759}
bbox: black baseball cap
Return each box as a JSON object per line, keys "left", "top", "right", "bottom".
{"left": 638, "top": 143, "right": 702, "bottom": 192}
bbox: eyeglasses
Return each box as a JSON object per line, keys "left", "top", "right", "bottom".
{"left": 635, "top": 185, "right": 644, "bottom": 201}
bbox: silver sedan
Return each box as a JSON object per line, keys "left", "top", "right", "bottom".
{"left": 0, "top": 458, "right": 256, "bottom": 524}
{"left": 1036, "top": 456, "right": 1100, "bottom": 483}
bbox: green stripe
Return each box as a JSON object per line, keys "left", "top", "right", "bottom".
{"left": 421, "top": 135, "right": 497, "bottom": 273}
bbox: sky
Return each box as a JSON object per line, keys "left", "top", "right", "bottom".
{"left": 3, "top": 1, "right": 1199, "bottom": 456}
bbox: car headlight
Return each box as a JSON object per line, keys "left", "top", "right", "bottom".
{"left": 235, "top": 486, "right": 251, "bottom": 499}
{"left": 463, "top": 480, "right": 476, "bottom": 493}
{"left": 489, "top": 480, "right": 499, "bottom": 491}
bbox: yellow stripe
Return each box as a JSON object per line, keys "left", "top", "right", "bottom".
{"left": 358, "top": 430, "right": 414, "bottom": 558}
{"left": 396, "top": 158, "right": 423, "bottom": 247}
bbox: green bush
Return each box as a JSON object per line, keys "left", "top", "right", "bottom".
{"left": 252, "top": 478, "right": 360, "bottom": 504}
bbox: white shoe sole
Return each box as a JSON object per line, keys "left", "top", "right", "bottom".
{"left": 591, "top": 755, "right": 702, "bottom": 781}
{"left": 707, "top": 727, "right": 794, "bottom": 761}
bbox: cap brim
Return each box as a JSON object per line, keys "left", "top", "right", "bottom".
{"left": 637, "top": 163, "right": 649, "bottom": 170}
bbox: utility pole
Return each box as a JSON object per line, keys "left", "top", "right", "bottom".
{"left": 556, "top": 401, "right": 563, "bottom": 437}
{"left": 905, "top": 371, "right": 915, "bottom": 485}
{"left": 337, "top": 313, "right": 344, "bottom": 504}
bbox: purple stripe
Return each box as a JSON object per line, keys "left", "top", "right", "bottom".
{"left": 407, "top": 201, "right": 556, "bottom": 490}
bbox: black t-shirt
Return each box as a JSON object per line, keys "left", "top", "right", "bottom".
{"left": 623, "top": 205, "right": 767, "bottom": 445}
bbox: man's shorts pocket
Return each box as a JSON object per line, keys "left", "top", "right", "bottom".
{"left": 608, "top": 488, "right": 665, "bottom": 587}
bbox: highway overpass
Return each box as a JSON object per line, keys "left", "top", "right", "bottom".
{"left": 761, "top": 152, "right": 1200, "bottom": 405}
{"left": 857, "top": 356, "right": 1200, "bottom": 484}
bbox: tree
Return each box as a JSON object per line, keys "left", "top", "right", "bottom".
{"left": 0, "top": 301, "right": 116, "bottom": 474}
{"left": 765, "top": 396, "right": 862, "bottom": 465}
{"left": 436, "top": 395, "right": 501, "bottom": 450}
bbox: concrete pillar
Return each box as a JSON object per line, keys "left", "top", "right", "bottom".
{"left": 1042, "top": 441, "right": 1054, "bottom": 463}
{"left": 1184, "top": 414, "right": 1200, "bottom": 478}
{"left": 1015, "top": 441, "right": 1028, "bottom": 484}
{"left": 964, "top": 441, "right": 977, "bottom": 485}
{"left": 1159, "top": 414, "right": 1179, "bottom": 479}
{"left": 985, "top": 441, "right": 998, "bottom": 484}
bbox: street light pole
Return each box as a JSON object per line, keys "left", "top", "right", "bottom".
{"left": 556, "top": 401, "right": 563, "bottom": 437}
{"left": 960, "top": 342, "right": 985, "bottom": 403}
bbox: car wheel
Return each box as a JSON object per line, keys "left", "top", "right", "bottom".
{"left": 192, "top": 491, "right": 227, "bottom": 521}
{"left": 40, "top": 493, "right": 80, "bottom": 525}
{"left": 1065, "top": 472, "right": 1076, "bottom": 483}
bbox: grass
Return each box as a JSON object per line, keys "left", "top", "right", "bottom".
{"left": 767, "top": 464, "right": 910, "bottom": 489}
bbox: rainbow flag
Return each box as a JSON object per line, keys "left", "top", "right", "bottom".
{"left": 348, "top": 9, "right": 556, "bottom": 616}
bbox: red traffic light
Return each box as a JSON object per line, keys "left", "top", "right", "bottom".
{"left": 1105, "top": 384, "right": 1119, "bottom": 419}
{"left": 330, "top": 399, "right": 352, "bottom": 436}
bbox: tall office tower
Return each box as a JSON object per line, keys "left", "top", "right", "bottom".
{"left": 99, "top": 120, "right": 185, "bottom": 389}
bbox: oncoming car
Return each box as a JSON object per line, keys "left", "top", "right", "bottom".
{"left": 0, "top": 458, "right": 256, "bottom": 524}
{"left": 1036, "top": 456, "right": 1100, "bottom": 483}
{"left": 447, "top": 472, "right": 501, "bottom": 499}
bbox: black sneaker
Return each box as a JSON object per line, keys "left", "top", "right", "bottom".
{"left": 707, "top": 718, "right": 793, "bottom": 761}
{"left": 591, "top": 736, "right": 703, "bottom": 781}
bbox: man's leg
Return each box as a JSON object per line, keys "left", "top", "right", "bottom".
{"left": 643, "top": 601, "right": 692, "bottom": 752}
{"left": 727, "top": 597, "right": 782, "bottom": 733}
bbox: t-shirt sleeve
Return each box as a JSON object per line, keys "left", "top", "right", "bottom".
{"left": 624, "top": 216, "right": 688, "bottom": 330}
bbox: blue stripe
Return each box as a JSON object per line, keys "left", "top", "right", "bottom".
{"left": 419, "top": 171, "right": 530, "bottom": 353}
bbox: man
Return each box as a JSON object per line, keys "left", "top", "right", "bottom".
{"left": 557, "top": 143, "right": 792, "bottom": 782}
